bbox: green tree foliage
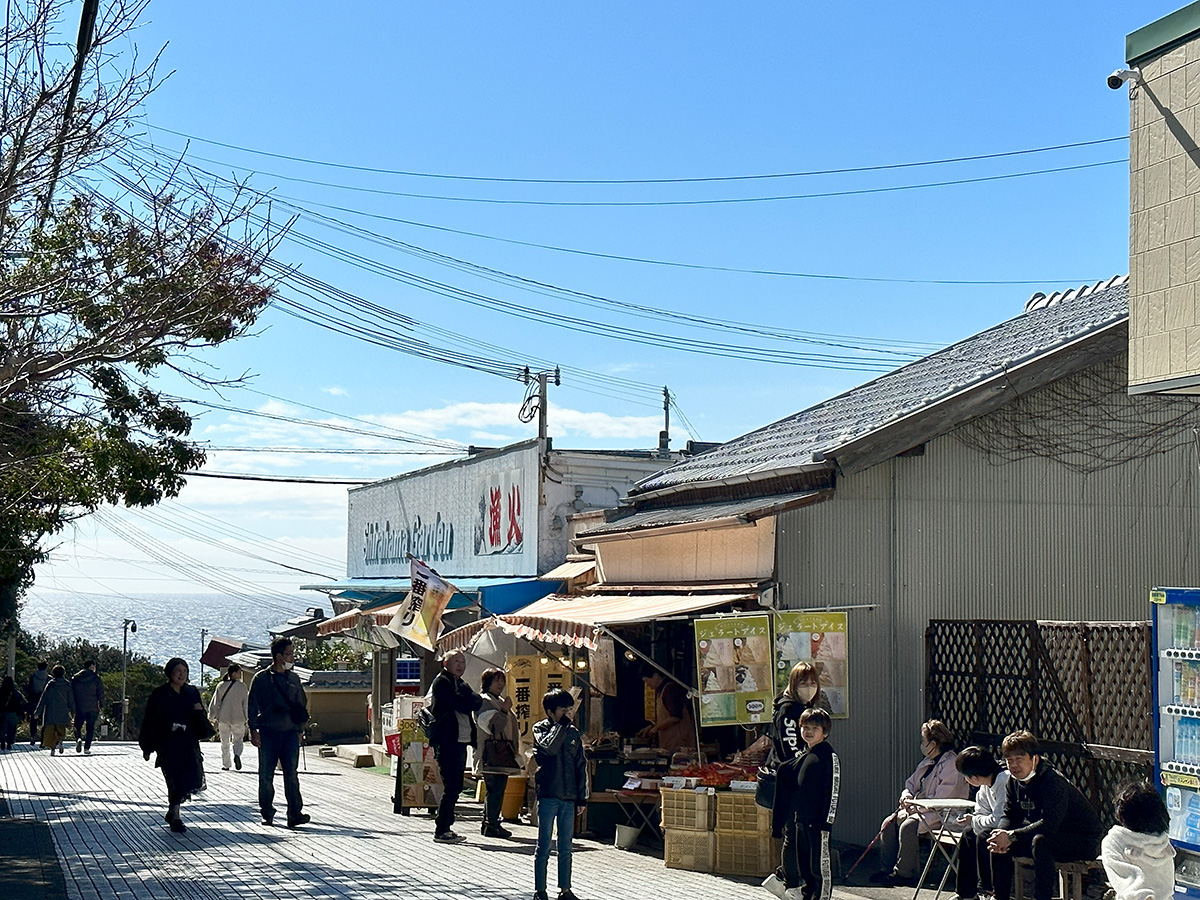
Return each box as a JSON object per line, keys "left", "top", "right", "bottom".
{"left": 292, "top": 638, "right": 368, "bottom": 672}
{"left": 0, "top": 1, "right": 279, "bottom": 635}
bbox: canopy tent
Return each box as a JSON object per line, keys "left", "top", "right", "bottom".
{"left": 437, "top": 590, "right": 759, "bottom": 652}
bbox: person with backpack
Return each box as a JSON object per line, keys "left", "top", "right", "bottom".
{"left": 208, "top": 663, "right": 249, "bottom": 771}
{"left": 428, "top": 649, "right": 482, "bottom": 844}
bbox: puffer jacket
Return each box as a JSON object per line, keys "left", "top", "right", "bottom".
{"left": 533, "top": 716, "right": 588, "bottom": 802}
{"left": 71, "top": 668, "right": 105, "bottom": 714}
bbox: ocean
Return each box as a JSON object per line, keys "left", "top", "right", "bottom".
{"left": 21, "top": 589, "right": 320, "bottom": 673}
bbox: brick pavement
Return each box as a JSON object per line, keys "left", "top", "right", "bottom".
{"left": 0, "top": 742, "right": 883, "bottom": 900}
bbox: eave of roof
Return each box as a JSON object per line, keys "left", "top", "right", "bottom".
{"left": 579, "top": 489, "right": 832, "bottom": 539}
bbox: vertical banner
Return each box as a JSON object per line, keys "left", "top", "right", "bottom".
{"left": 773, "top": 611, "right": 849, "bottom": 718}
{"left": 591, "top": 634, "right": 617, "bottom": 697}
{"left": 386, "top": 557, "right": 458, "bottom": 651}
{"left": 506, "top": 655, "right": 537, "bottom": 754}
{"left": 695, "top": 615, "right": 773, "bottom": 726}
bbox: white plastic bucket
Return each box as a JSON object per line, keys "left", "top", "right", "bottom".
{"left": 614, "top": 823, "right": 641, "bottom": 850}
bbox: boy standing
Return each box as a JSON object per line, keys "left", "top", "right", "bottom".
{"left": 769, "top": 707, "right": 840, "bottom": 900}
{"left": 532, "top": 688, "right": 588, "bottom": 900}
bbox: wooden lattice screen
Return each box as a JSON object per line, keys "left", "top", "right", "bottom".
{"left": 925, "top": 619, "right": 1153, "bottom": 826}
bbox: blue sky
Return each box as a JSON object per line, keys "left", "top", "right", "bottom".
{"left": 29, "top": 1, "right": 1175, "bottom": 609}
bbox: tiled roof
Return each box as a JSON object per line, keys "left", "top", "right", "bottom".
{"left": 635, "top": 276, "right": 1129, "bottom": 495}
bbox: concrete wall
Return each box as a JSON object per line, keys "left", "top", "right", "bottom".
{"left": 1128, "top": 23, "right": 1200, "bottom": 391}
{"left": 308, "top": 690, "right": 370, "bottom": 741}
{"left": 777, "top": 358, "right": 1200, "bottom": 843}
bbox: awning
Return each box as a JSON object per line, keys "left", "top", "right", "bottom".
{"left": 316, "top": 601, "right": 406, "bottom": 638}
{"left": 439, "top": 590, "right": 758, "bottom": 652}
{"left": 301, "top": 575, "right": 559, "bottom": 616}
{"left": 539, "top": 559, "right": 596, "bottom": 581}
{"left": 200, "top": 636, "right": 249, "bottom": 670}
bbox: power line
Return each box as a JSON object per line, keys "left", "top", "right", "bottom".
{"left": 146, "top": 123, "right": 1128, "bottom": 185}
{"left": 137, "top": 135, "right": 1128, "bottom": 206}
{"left": 187, "top": 471, "right": 372, "bottom": 485}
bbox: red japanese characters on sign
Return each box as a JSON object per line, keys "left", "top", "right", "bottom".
{"left": 475, "top": 470, "right": 524, "bottom": 556}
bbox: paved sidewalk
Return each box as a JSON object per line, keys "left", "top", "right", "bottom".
{"left": 0, "top": 741, "right": 881, "bottom": 900}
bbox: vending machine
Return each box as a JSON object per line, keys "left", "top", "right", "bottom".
{"left": 1152, "top": 587, "right": 1200, "bottom": 895}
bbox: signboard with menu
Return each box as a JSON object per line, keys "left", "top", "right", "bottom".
{"left": 772, "top": 611, "right": 849, "bottom": 718}
{"left": 695, "top": 614, "right": 773, "bottom": 726}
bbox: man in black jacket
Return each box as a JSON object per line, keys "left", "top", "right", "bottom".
{"left": 988, "top": 731, "right": 1103, "bottom": 900}
{"left": 248, "top": 637, "right": 310, "bottom": 828}
{"left": 429, "top": 649, "right": 482, "bottom": 843}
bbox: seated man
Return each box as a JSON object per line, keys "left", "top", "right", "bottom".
{"left": 988, "top": 731, "right": 1103, "bottom": 900}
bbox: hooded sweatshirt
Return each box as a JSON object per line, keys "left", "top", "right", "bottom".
{"left": 770, "top": 690, "right": 833, "bottom": 763}
{"left": 1101, "top": 825, "right": 1175, "bottom": 900}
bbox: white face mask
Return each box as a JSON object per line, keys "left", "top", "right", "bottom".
{"left": 281, "top": 661, "right": 294, "bottom": 672}
{"left": 1017, "top": 768, "right": 1037, "bottom": 783}
{"left": 797, "top": 685, "right": 818, "bottom": 702}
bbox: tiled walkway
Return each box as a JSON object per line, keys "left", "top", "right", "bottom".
{"left": 0, "top": 742, "right": 872, "bottom": 900}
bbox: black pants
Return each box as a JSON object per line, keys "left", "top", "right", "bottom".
{"left": 992, "top": 833, "right": 1100, "bottom": 900}
{"left": 435, "top": 743, "right": 467, "bottom": 834}
{"left": 74, "top": 711, "right": 97, "bottom": 749}
{"left": 793, "top": 823, "right": 832, "bottom": 900}
{"left": 956, "top": 829, "right": 995, "bottom": 898}
{"left": 483, "top": 773, "right": 508, "bottom": 828}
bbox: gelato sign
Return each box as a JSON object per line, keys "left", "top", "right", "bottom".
{"left": 362, "top": 514, "right": 455, "bottom": 567}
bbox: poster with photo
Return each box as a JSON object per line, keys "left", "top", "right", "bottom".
{"left": 695, "top": 615, "right": 773, "bottom": 726}
{"left": 773, "top": 611, "right": 849, "bottom": 718}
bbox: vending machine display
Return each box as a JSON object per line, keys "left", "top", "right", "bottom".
{"left": 1152, "top": 587, "right": 1200, "bottom": 895}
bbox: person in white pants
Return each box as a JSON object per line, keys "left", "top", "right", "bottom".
{"left": 208, "top": 664, "right": 249, "bottom": 771}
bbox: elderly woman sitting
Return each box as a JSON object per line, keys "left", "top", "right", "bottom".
{"left": 870, "top": 719, "right": 969, "bottom": 887}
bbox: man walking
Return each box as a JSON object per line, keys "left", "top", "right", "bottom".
{"left": 71, "top": 660, "right": 105, "bottom": 754}
{"left": 248, "top": 638, "right": 309, "bottom": 828}
{"left": 429, "top": 649, "right": 482, "bottom": 843}
{"left": 27, "top": 661, "right": 48, "bottom": 745}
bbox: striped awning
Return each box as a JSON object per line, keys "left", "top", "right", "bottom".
{"left": 315, "top": 601, "right": 405, "bottom": 638}
{"left": 438, "top": 591, "right": 756, "bottom": 651}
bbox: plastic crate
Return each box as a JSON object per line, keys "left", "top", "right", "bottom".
{"left": 659, "top": 788, "right": 715, "bottom": 831}
{"left": 715, "top": 831, "right": 781, "bottom": 877}
{"left": 664, "top": 828, "right": 716, "bottom": 872}
{"left": 715, "top": 790, "right": 771, "bottom": 835}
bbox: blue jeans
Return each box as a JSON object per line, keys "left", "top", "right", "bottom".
{"left": 535, "top": 797, "right": 576, "bottom": 892}
{"left": 257, "top": 728, "right": 303, "bottom": 822}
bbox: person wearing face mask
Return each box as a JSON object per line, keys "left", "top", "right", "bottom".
{"left": 870, "top": 719, "right": 969, "bottom": 886}
{"left": 248, "top": 637, "right": 310, "bottom": 829}
{"left": 763, "top": 663, "right": 836, "bottom": 898}
{"left": 988, "top": 731, "right": 1103, "bottom": 900}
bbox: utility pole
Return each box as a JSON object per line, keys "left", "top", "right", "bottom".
{"left": 121, "top": 618, "right": 136, "bottom": 741}
{"left": 659, "top": 386, "right": 671, "bottom": 454}
{"left": 200, "top": 628, "right": 208, "bottom": 687}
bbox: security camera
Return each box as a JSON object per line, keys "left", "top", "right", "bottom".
{"left": 1107, "top": 68, "right": 1141, "bottom": 90}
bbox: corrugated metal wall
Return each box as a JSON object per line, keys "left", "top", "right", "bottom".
{"left": 776, "top": 358, "right": 1200, "bottom": 845}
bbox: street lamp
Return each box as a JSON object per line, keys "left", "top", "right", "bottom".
{"left": 121, "top": 618, "right": 136, "bottom": 741}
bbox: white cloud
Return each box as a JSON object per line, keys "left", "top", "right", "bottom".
{"left": 321, "top": 386, "right": 349, "bottom": 397}
{"left": 368, "top": 402, "right": 660, "bottom": 440}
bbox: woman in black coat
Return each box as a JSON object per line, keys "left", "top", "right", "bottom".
{"left": 139, "top": 658, "right": 212, "bottom": 832}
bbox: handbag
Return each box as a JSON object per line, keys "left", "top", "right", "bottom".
{"left": 755, "top": 765, "right": 777, "bottom": 810}
{"left": 273, "top": 674, "right": 309, "bottom": 726}
{"left": 483, "top": 737, "right": 519, "bottom": 770}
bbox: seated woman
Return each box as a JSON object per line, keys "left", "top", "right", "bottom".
{"left": 871, "top": 719, "right": 969, "bottom": 887}
{"left": 952, "top": 746, "right": 1010, "bottom": 900}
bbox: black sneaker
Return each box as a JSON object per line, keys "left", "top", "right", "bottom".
{"left": 262, "top": 812, "right": 275, "bottom": 826}
{"left": 558, "top": 891, "right": 580, "bottom": 900}
{"left": 287, "top": 814, "right": 311, "bottom": 829}
{"left": 433, "top": 831, "right": 466, "bottom": 843}
{"left": 234, "top": 755, "right": 242, "bottom": 770}
{"left": 533, "top": 893, "right": 549, "bottom": 900}
{"left": 169, "top": 819, "right": 186, "bottom": 833}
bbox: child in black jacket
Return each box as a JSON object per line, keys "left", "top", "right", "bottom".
{"left": 769, "top": 707, "right": 840, "bottom": 900}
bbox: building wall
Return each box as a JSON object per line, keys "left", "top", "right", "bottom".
{"left": 1128, "top": 21, "right": 1200, "bottom": 391}
{"left": 308, "top": 690, "right": 370, "bottom": 741}
{"left": 594, "top": 519, "right": 776, "bottom": 584}
{"left": 777, "top": 359, "right": 1200, "bottom": 843}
